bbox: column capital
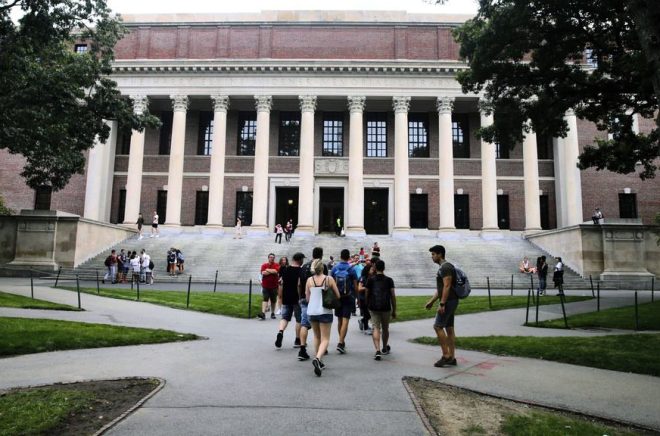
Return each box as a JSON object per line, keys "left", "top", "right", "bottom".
{"left": 254, "top": 95, "right": 273, "bottom": 112}
{"left": 347, "top": 96, "right": 366, "bottom": 113}
{"left": 130, "top": 95, "right": 148, "bottom": 115}
{"left": 436, "top": 97, "right": 454, "bottom": 114}
{"left": 170, "top": 95, "right": 189, "bottom": 112}
{"left": 211, "top": 95, "right": 230, "bottom": 112}
{"left": 392, "top": 96, "right": 411, "bottom": 113}
{"left": 299, "top": 95, "right": 317, "bottom": 113}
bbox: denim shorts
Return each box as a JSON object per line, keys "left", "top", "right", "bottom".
{"left": 281, "top": 304, "right": 301, "bottom": 323}
{"left": 310, "top": 313, "right": 334, "bottom": 324}
{"left": 434, "top": 299, "right": 459, "bottom": 328}
{"left": 299, "top": 299, "right": 311, "bottom": 329}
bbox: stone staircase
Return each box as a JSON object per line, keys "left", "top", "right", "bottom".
{"left": 71, "top": 228, "right": 600, "bottom": 290}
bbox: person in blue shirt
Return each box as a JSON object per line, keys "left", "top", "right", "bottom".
{"left": 330, "top": 249, "right": 359, "bottom": 354}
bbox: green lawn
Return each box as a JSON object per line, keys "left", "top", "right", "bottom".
{"left": 394, "top": 295, "right": 592, "bottom": 322}
{"left": 0, "top": 291, "right": 80, "bottom": 311}
{"left": 501, "top": 411, "right": 638, "bottom": 436}
{"left": 412, "top": 334, "right": 660, "bottom": 377}
{"left": 536, "top": 300, "right": 660, "bottom": 330}
{"left": 0, "top": 317, "right": 199, "bottom": 357}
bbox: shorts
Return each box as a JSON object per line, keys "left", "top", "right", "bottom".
{"left": 334, "top": 296, "right": 355, "bottom": 318}
{"left": 262, "top": 287, "right": 277, "bottom": 304}
{"left": 281, "top": 304, "right": 301, "bottom": 323}
{"left": 299, "top": 299, "right": 311, "bottom": 329}
{"left": 152, "top": 223, "right": 158, "bottom": 228}
{"left": 434, "top": 299, "right": 459, "bottom": 329}
{"left": 310, "top": 313, "right": 334, "bottom": 324}
{"left": 370, "top": 310, "right": 391, "bottom": 330}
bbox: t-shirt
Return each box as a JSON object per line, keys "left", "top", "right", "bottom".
{"left": 280, "top": 265, "right": 301, "bottom": 305}
{"left": 130, "top": 257, "right": 141, "bottom": 272}
{"left": 142, "top": 254, "right": 151, "bottom": 271}
{"left": 437, "top": 261, "right": 458, "bottom": 301}
{"left": 261, "top": 262, "right": 280, "bottom": 289}
{"left": 152, "top": 214, "right": 158, "bottom": 225}
{"left": 366, "top": 274, "right": 395, "bottom": 312}
{"left": 300, "top": 260, "right": 328, "bottom": 300}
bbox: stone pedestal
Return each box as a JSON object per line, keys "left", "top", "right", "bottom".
{"left": 8, "top": 210, "right": 63, "bottom": 270}
{"left": 599, "top": 221, "right": 654, "bottom": 282}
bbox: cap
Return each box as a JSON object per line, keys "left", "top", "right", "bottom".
{"left": 292, "top": 252, "right": 306, "bottom": 262}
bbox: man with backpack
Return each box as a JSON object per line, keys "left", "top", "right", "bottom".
{"left": 426, "top": 245, "right": 459, "bottom": 368}
{"left": 365, "top": 259, "right": 396, "bottom": 361}
{"left": 330, "top": 249, "right": 358, "bottom": 354}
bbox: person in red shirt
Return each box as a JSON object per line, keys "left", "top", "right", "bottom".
{"left": 259, "top": 253, "right": 280, "bottom": 320}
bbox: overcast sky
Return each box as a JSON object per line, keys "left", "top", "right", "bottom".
{"left": 107, "top": 0, "right": 478, "bottom": 15}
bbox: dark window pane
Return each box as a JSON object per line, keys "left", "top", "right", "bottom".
{"left": 74, "top": 44, "right": 88, "bottom": 54}
{"left": 197, "top": 111, "right": 214, "bottom": 156}
{"left": 452, "top": 114, "right": 470, "bottom": 158}
{"left": 408, "top": 113, "right": 429, "bottom": 157}
{"left": 278, "top": 112, "right": 301, "bottom": 156}
{"left": 619, "top": 193, "right": 638, "bottom": 218}
{"left": 366, "top": 113, "right": 387, "bottom": 157}
{"left": 158, "top": 112, "right": 173, "bottom": 155}
{"left": 238, "top": 112, "right": 257, "bottom": 156}
{"left": 34, "top": 186, "right": 52, "bottom": 210}
{"left": 195, "top": 191, "right": 209, "bottom": 225}
{"left": 236, "top": 192, "right": 253, "bottom": 226}
{"left": 322, "top": 112, "right": 344, "bottom": 156}
{"left": 156, "top": 191, "right": 167, "bottom": 224}
{"left": 117, "top": 189, "right": 126, "bottom": 224}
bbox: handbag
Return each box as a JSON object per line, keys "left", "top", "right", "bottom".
{"left": 322, "top": 279, "right": 341, "bottom": 310}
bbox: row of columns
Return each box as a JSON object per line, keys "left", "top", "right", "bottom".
{"left": 93, "top": 94, "right": 583, "bottom": 233}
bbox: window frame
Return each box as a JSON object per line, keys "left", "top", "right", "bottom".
{"left": 236, "top": 191, "right": 253, "bottom": 226}
{"left": 322, "top": 112, "right": 344, "bottom": 157}
{"left": 237, "top": 111, "right": 257, "bottom": 156}
{"left": 452, "top": 114, "right": 470, "bottom": 158}
{"left": 197, "top": 111, "right": 214, "bottom": 156}
{"left": 158, "top": 111, "right": 173, "bottom": 155}
{"left": 408, "top": 113, "right": 429, "bottom": 158}
{"left": 366, "top": 112, "right": 388, "bottom": 157}
{"left": 278, "top": 111, "right": 301, "bottom": 157}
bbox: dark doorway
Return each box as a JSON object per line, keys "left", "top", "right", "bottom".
{"left": 364, "top": 188, "right": 389, "bottom": 234}
{"left": 539, "top": 194, "right": 550, "bottom": 229}
{"left": 276, "top": 187, "right": 298, "bottom": 229}
{"left": 410, "top": 194, "right": 428, "bottom": 229}
{"left": 34, "top": 186, "right": 52, "bottom": 210}
{"left": 319, "top": 187, "right": 344, "bottom": 233}
{"left": 117, "top": 189, "right": 126, "bottom": 224}
{"left": 497, "top": 195, "right": 510, "bottom": 229}
{"left": 236, "top": 192, "right": 253, "bottom": 225}
{"left": 195, "top": 191, "right": 209, "bottom": 225}
{"left": 454, "top": 194, "right": 470, "bottom": 229}
{"left": 156, "top": 190, "right": 167, "bottom": 224}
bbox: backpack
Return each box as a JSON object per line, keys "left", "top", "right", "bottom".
{"left": 177, "top": 252, "right": 184, "bottom": 261}
{"left": 332, "top": 264, "right": 353, "bottom": 297}
{"left": 368, "top": 275, "right": 392, "bottom": 311}
{"left": 453, "top": 267, "right": 471, "bottom": 299}
{"left": 149, "top": 260, "right": 154, "bottom": 270}
{"left": 104, "top": 255, "right": 112, "bottom": 267}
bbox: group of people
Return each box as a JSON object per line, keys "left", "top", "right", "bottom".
{"left": 274, "top": 219, "right": 294, "bottom": 243}
{"left": 103, "top": 248, "right": 154, "bottom": 285}
{"left": 166, "top": 248, "right": 185, "bottom": 276}
{"left": 136, "top": 211, "right": 160, "bottom": 240}
{"left": 520, "top": 255, "right": 564, "bottom": 296}
{"left": 257, "top": 243, "right": 460, "bottom": 376}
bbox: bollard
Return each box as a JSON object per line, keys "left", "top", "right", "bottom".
{"left": 634, "top": 291, "right": 639, "bottom": 331}
{"left": 597, "top": 282, "right": 600, "bottom": 312}
{"left": 589, "top": 275, "right": 595, "bottom": 298}
{"left": 186, "top": 275, "right": 192, "bottom": 308}
{"left": 559, "top": 293, "right": 568, "bottom": 328}
{"left": 55, "top": 266, "right": 62, "bottom": 287}
{"left": 76, "top": 274, "right": 81, "bottom": 310}
{"left": 487, "top": 277, "right": 492, "bottom": 309}
{"left": 248, "top": 279, "right": 253, "bottom": 318}
{"left": 525, "top": 288, "right": 531, "bottom": 325}
{"left": 213, "top": 270, "right": 218, "bottom": 293}
{"left": 530, "top": 274, "right": 534, "bottom": 295}
{"left": 96, "top": 270, "right": 100, "bottom": 294}
{"left": 30, "top": 269, "right": 34, "bottom": 299}
{"left": 535, "top": 288, "right": 540, "bottom": 325}
{"left": 131, "top": 277, "right": 134, "bottom": 292}
{"left": 136, "top": 277, "right": 140, "bottom": 301}
{"left": 510, "top": 274, "right": 514, "bottom": 296}
{"left": 652, "top": 277, "right": 655, "bottom": 303}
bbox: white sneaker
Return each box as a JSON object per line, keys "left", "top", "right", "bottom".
{"left": 138, "top": 236, "right": 143, "bottom": 240}
{"left": 150, "top": 235, "right": 154, "bottom": 238}
{"left": 156, "top": 234, "right": 159, "bottom": 238}
{"left": 275, "top": 308, "right": 281, "bottom": 315}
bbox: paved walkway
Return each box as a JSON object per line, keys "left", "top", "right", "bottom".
{"left": 1, "top": 279, "right": 659, "bottom": 434}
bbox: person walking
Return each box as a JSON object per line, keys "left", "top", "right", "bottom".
{"left": 274, "top": 224, "right": 283, "bottom": 244}
{"left": 357, "top": 258, "right": 375, "bottom": 334}
{"left": 365, "top": 259, "right": 396, "bottom": 361}
{"left": 151, "top": 210, "right": 159, "bottom": 238}
{"left": 537, "top": 256, "right": 548, "bottom": 296}
{"left": 425, "top": 245, "right": 459, "bottom": 368}
{"left": 274, "top": 252, "right": 304, "bottom": 349}
{"left": 330, "top": 249, "right": 358, "bottom": 354}
{"left": 137, "top": 213, "right": 144, "bottom": 240}
{"left": 297, "top": 247, "right": 328, "bottom": 361}
{"left": 258, "top": 253, "right": 280, "bottom": 320}
{"left": 285, "top": 219, "right": 294, "bottom": 242}
{"left": 305, "top": 258, "right": 341, "bottom": 377}
{"left": 234, "top": 218, "right": 242, "bottom": 239}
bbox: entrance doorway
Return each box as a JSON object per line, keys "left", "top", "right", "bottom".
{"left": 454, "top": 194, "right": 470, "bottom": 229}
{"left": 156, "top": 190, "right": 167, "bottom": 224}
{"left": 497, "top": 195, "right": 510, "bottom": 229}
{"left": 410, "top": 194, "right": 428, "bottom": 229}
{"left": 540, "top": 194, "right": 550, "bottom": 229}
{"left": 319, "top": 187, "right": 344, "bottom": 233}
{"left": 275, "top": 187, "right": 298, "bottom": 229}
{"left": 364, "top": 188, "right": 389, "bottom": 234}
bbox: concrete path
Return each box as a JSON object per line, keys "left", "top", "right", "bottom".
{"left": 1, "top": 280, "right": 659, "bottom": 434}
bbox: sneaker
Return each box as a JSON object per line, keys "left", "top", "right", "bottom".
{"left": 374, "top": 350, "right": 382, "bottom": 361}
{"left": 271, "top": 313, "right": 277, "bottom": 319}
{"left": 155, "top": 235, "right": 159, "bottom": 238}
{"left": 257, "top": 312, "right": 266, "bottom": 320}
{"left": 382, "top": 345, "right": 391, "bottom": 355}
{"left": 298, "top": 347, "right": 310, "bottom": 361}
{"left": 336, "top": 343, "right": 346, "bottom": 354}
{"left": 275, "top": 331, "right": 283, "bottom": 348}
{"left": 319, "top": 360, "right": 326, "bottom": 370}
{"left": 433, "top": 356, "right": 457, "bottom": 368}
{"left": 294, "top": 337, "right": 301, "bottom": 348}
{"left": 312, "top": 358, "right": 322, "bottom": 377}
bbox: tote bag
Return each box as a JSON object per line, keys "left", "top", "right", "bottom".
{"left": 307, "top": 278, "right": 328, "bottom": 316}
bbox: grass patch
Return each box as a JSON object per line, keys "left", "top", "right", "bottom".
{"left": 61, "top": 286, "right": 262, "bottom": 318}
{"left": 501, "top": 411, "right": 637, "bottom": 436}
{"left": 394, "top": 295, "right": 591, "bottom": 322}
{"left": 0, "top": 291, "right": 80, "bottom": 311}
{"left": 0, "top": 317, "right": 198, "bottom": 357}
{"left": 536, "top": 300, "right": 660, "bottom": 330}
{"left": 412, "top": 334, "right": 660, "bottom": 377}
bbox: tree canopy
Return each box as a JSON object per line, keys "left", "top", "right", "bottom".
{"left": 453, "top": 0, "right": 660, "bottom": 179}
{"left": 0, "top": 0, "right": 158, "bottom": 192}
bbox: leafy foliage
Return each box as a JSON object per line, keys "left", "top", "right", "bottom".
{"left": 0, "top": 194, "right": 12, "bottom": 215}
{"left": 0, "top": 0, "right": 159, "bottom": 192}
{"left": 453, "top": 0, "right": 660, "bottom": 179}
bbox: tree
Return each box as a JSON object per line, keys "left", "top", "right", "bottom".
{"left": 0, "top": 0, "right": 159, "bottom": 196}
{"left": 0, "top": 194, "right": 13, "bottom": 215}
{"left": 452, "top": 0, "right": 660, "bottom": 179}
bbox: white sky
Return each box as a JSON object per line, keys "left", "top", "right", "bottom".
{"left": 107, "top": 0, "right": 478, "bottom": 15}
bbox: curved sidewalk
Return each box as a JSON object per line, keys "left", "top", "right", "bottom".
{"left": 0, "top": 281, "right": 658, "bottom": 434}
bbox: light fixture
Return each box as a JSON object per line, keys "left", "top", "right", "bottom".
{"left": 288, "top": 199, "right": 293, "bottom": 205}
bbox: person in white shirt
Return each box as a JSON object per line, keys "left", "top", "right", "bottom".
{"left": 151, "top": 211, "right": 159, "bottom": 238}
{"left": 130, "top": 252, "right": 141, "bottom": 284}
{"left": 141, "top": 249, "right": 153, "bottom": 284}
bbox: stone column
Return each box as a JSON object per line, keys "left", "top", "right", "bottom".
{"left": 296, "top": 95, "right": 317, "bottom": 235}
{"left": 346, "top": 96, "right": 366, "bottom": 236}
{"left": 563, "top": 109, "right": 584, "bottom": 226}
{"left": 522, "top": 122, "right": 542, "bottom": 232}
{"left": 123, "top": 95, "right": 148, "bottom": 224}
{"left": 553, "top": 137, "right": 567, "bottom": 227}
{"left": 84, "top": 120, "right": 117, "bottom": 222}
{"left": 207, "top": 95, "right": 229, "bottom": 227}
{"left": 250, "top": 95, "right": 272, "bottom": 232}
{"left": 480, "top": 106, "right": 499, "bottom": 231}
{"left": 164, "top": 95, "right": 189, "bottom": 226}
{"left": 437, "top": 97, "right": 455, "bottom": 231}
{"left": 393, "top": 96, "right": 411, "bottom": 237}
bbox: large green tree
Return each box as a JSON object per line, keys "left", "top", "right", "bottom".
{"left": 0, "top": 0, "right": 158, "bottom": 194}
{"left": 452, "top": 0, "right": 660, "bottom": 179}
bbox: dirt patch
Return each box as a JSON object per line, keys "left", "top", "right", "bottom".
{"left": 1, "top": 378, "right": 162, "bottom": 435}
{"left": 404, "top": 377, "right": 651, "bottom": 435}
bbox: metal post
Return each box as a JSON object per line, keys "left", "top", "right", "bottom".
{"left": 131, "top": 277, "right": 134, "bottom": 292}
{"left": 510, "top": 274, "right": 514, "bottom": 296}
{"left": 634, "top": 291, "right": 639, "bottom": 331}
{"left": 597, "top": 282, "right": 600, "bottom": 312}
{"left": 652, "top": 277, "right": 655, "bottom": 303}
{"left": 589, "top": 275, "right": 595, "bottom": 298}
{"left": 54, "top": 266, "right": 62, "bottom": 287}
{"left": 530, "top": 273, "right": 535, "bottom": 296}
{"left": 248, "top": 279, "right": 253, "bottom": 318}
{"left": 96, "top": 270, "right": 100, "bottom": 294}
{"left": 213, "top": 270, "right": 218, "bottom": 293}
{"left": 136, "top": 277, "right": 140, "bottom": 301}
{"left": 30, "top": 269, "right": 34, "bottom": 299}
{"left": 186, "top": 275, "right": 192, "bottom": 308}
{"left": 525, "top": 288, "right": 531, "bottom": 325}
{"left": 535, "top": 288, "right": 540, "bottom": 325}
{"left": 76, "top": 274, "right": 81, "bottom": 310}
{"left": 559, "top": 293, "right": 568, "bottom": 328}
{"left": 487, "top": 277, "right": 492, "bottom": 309}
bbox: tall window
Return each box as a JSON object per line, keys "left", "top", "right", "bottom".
{"left": 158, "top": 111, "right": 173, "bottom": 155}
{"left": 278, "top": 112, "right": 301, "bottom": 156}
{"left": 197, "top": 111, "right": 214, "bottom": 156}
{"left": 118, "top": 129, "right": 131, "bottom": 155}
{"left": 366, "top": 113, "right": 387, "bottom": 157}
{"left": 117, "top": 189, "right": 126, "bottom": 224}
{"left": 536, "top": 133, "right": 553, "bottom": 159}
{"left": 236, "top": 192, "right": 253, "bottom": 226}
{"left": 74, "top": 44, "right": 88, "bottom": 54}
{"left": 408, "top": 113, "right": 429, "bottom": 157}
{"left": 495, "top": 142, "right": 510, "bottom": 159}
{"left": 322, "top": 112, "right": 344, "bottom": 156}
{"left": 237, "top": 112, "right": 257, "bottom": 156}
{"left": 619, "top": 193, "right": 638, "bottom": 218}
{"left": 452, "top": 114, "right": 470, "bottom": 158}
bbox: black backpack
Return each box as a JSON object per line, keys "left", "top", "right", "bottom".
{"left": 104, "top": 255, "right": 112, "bottom": 267}
{"left": 369, "top": 276, "right": 392, "bottom": 312}
{"left": 149, "top": 260, "right": 154, "bottom": 270}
